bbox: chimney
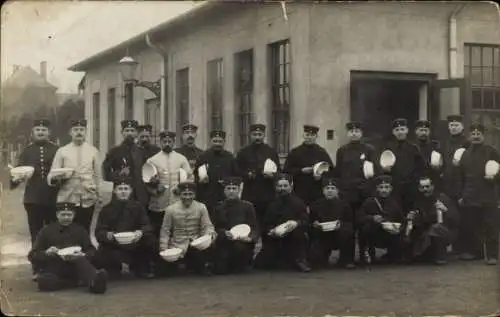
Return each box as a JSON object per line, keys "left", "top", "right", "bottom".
{"left": 40, "top": 61, "right": 47, "bottom": 79}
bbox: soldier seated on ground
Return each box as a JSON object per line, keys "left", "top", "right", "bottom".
{"left": 308, "top": 177, "right": 355, "bottom": 269}
{"left": 254, "top": 173, "right": 311, "bottom": 273}
{"left": 93, "top": 176, "right": 156, "bottom": 279}
{"left": 27, "top": 202, "right": 107, "bottom": 294}
{"left": 405, "top": 176, "right": 459, "bottom": 265}
{"left": 158, "top": 182, "right": 216, "bottom": 276}
{"left": 212, "top": 177, "right": 259, "bottom": 275}
{"left": 357, "top": 175, "right": 405, "bottom": 264}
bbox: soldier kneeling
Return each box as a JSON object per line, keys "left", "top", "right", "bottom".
{"left": 28, "top": 202, "right": 107, "bottom": 294}
{"left": 358, "top": 175, "right": 405, "bottom": 264}
{"left": 308, "top": 177, "right": 355, "bottom": 269}
{"left": 405, "top": 176, "right": 459, "bottom": 265}
{"left": 94, "top": 176, "right": 156, "bottom": 279}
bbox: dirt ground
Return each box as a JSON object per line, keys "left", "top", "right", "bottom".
{"left": 1, "top": 172, "right": 500, "bottom": 317}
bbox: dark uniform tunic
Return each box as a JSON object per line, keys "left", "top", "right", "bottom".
{"left": 283, "top": 143, "right": 334, "bottom": 206}
{"left": 357, "top": 196, "right": 405, "bottom": 262}
{"left": 28, "top": 222, "right": 99, "bottom": 291}
{"left": 308, "top": 197, "right": 355, "bottom": 267}
{"left": 441, "top": 134, "right": 469, "bottom": 201}
{"left": 457, "top": 144, "right": 500, "bottom": 259}
{"left": 141, "top": 143, "right": 161, "bottom": 160}
{"left": 378, "top": 138, "right": 425, "bottom": 213}
{"left": 254, "top": 194, "right": 309, "bottom": 269}
{"left": 236, "top": 142, "right": 280, "bottom": 227}
{"left": 409, "top": 193, "right": 459, "bottom": 261}
{"left": 416, "top": 139, "right": 443, "bottom": 191}
{"left": 102, "top": 143, "right": 149, "bottom": 207}
{"left": 194, "top": 148, "right": 239, "bottom": 216}
{"left": 94, "top": 199, "right": 155, "bottom": 275}
{"left": 175, "top": 144, "right": 204, "bottom": 170}
{"left": 11, "top": 141, "right": 59, "bottom": 244}
{"left": 212, "top": 199, "right": 259, "bottom": 274}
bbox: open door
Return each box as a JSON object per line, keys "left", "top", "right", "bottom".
{"left": 429, "top": 78, "right": 472, "bottom": 144}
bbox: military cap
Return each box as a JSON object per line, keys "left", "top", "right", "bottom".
{"left": 250, "top": 124, "right": 266, "bottom": 132}
{"left": 223, "top": 176, "right": 243, "bottom": 187}
{"left": 322, "top": 177, "right": 339, "bottom": 188}
{"left": 447, "top": 115, "right": 464, "bottom": 123}
{"left": 33, "top": 119, "right": 51, "bottom": 127}
{"left": 392, "top": 118, "right": 407, "bottom": 128}
{"left": 70, "top": 119, "right": 87, "bottom": 127}
{"left": 303, "top": 125, "right": 319, "bottom": 134}
{"left": 56, "top": 202, "right": 76, "bottom": 212}
{"left": 121, "top": 120, "right": 138, "bottom": 130}
{"left": 137, "top": 124, "right": 153, "bottom": 133}
{"left": 275, "top": 173, "right": 292, "bottom": 183}
{"left": 375, "top": 174, "right": 392, "bottom": 185}
{"left": 177, "top": 181, "right": 196, "bottom": 192}
{"left": 470, "top": 122, "right": 486, "bottom": 133}
{"left": 346, "top": 121, "right": 363, "bottom": 130}
{"left": 159, "top": 130, "right": 176, "bottom": 139}
{"left": 182, "top": 124, "right": 198, "bottom": 132}
{"left": 113, "top": 175, "right": 133, "bottom": 187}
{"left": 210, "top": 130, "right": 226, "bottom": 139}
{"left": 415, "top": 120, "right": 431, "bottom": 129}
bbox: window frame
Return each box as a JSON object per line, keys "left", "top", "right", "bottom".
{"left": 234, "top": 49, "right": 254, "bottom": 149}
{"left": 207, "top": 58, "right": 224, "bottom": 134}
{"left": 176, "top": 67, "right": 190, "bottom": 143}
{"left": 92, "top": 92, "right": 101, "bottom": 149}
{"left": 107, "top": 88, "right": 116, "bottom": 149}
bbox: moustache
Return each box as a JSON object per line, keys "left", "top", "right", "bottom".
{"left": 187, "top": 136, "right": 195, "bottom": 141}
{"left": 75, "top": 134, "right": 84, "bottom": 137}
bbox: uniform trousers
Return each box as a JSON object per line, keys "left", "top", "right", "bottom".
{"left": 24, "top": 204, "right": 56, "bottom": 245}
{"left": 359, "top": 221, "right": 404, "bottom": 262}
{"left": 458, "top": 204, "right": 499, "bottom": 259}
{"left": 251, "top": 201, "right": 272, "bottom": 231}
{"left": 73, "top": 205, "right": 95, "bottom": 233}
{"left": 308, "top": 223, "right": 355, "bottom": 268}
{"left": 158, "top": 246, "right": 213, "bottom": 276}
{"left": 213, "top": 237, "right": 254, "bottom": 274}
{"left": 254, "top": 227, "right": 309, "bottom": 270}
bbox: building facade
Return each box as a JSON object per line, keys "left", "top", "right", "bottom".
{"left": 69, "top": 2, "right": 500, "bottom": 159}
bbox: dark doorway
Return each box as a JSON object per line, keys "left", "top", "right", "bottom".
{"left": 350, "top": 71, "right": 435, "bottom": 148}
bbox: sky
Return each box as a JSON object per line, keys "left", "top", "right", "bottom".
{"left": 1, "top": 1, "right": 200, "bottom": 93}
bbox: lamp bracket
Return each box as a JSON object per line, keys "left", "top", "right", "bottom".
{"left": 135, "top": 79, "right": 161, "bottom": 97}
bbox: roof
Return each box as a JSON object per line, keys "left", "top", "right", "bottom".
{"left": 57, "top": 93, "right": 83, "bottom": 105}
{"left": 68, "top": 1, "right": 225, "bottom": 72}
{"left": 2, "top": 66, "right": 57, "bottom": 90}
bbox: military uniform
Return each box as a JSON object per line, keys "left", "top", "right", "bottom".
{"left": 28, "top": 203, "right": 107, "bottom": 293}
{"left": 174, "top": 124, "right": 204, "bottom": 170}
{"left": 137, "top": 124, "right": 161, "bottom": 159}
{"left": 10, "top": 119, "right": 59, "bottom": 247}
{"left": 414, "top": 120, "right": 443, "bottom": 191}
{"left": 194, "top": 130, "right": 239, "bottom": 217}
{"left": 236, "top": 124, "right": 280, "bottom": 228}
{"left": 308, "top": 178, "right": 355, "bottom": 268}
{"left": 102, "top": 120, "right": 149, "bottom": 207}
{"left": 283, "top": 125, "right": 334, "bottom": 206}
{"left": 212, "top": 177, "right": 259, "bottom": 274}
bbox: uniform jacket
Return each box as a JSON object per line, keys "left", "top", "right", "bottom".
{"left": 212, "top": 198, "right": 259, "bottom": 242}
{"left": 283, "top": 143, "right": 334, "bottom": 205}
{"left": 309, "top": 197, "right": 353, "bottom": 224}
{"left": 48, "top": 142, "right": 101, "bottom": 208}
{"left": 378, "top": 138, "right": 425, "bottom": 185}
{"left": 102, "top": 142, "right": 149, "bottom": 206}
{"left": 175, "top": 144, "right": 204, "bottom": 170}
{"left": 95, "top": 199, "right": 153, "bottom": 246}
{"left": 28, "top": 222, "right": 95, "bottom": 265}
{"left": 357, "top": 196, "right": 405, "bottom": 224}
{"left": 159, "top": 200, "right": 215, "bottom": 251}
{"left": 11, "top": 141, "right": 58, "bottom": 205}
{"left": 458, "top": 143, "right": 500, "bottom": 206}
{"left": 442, "top": 134, "right": 470, "bottom": 200}
{"left": 236, "top": 142, "right": 280, "bottom": 203}
{"left": 140, "top": 143, "right": 161, "bottom": 160}
{"left": 335, "top": 141, "right": 375, "bottom": 193}
{"left": 146, "top": 150, "right": 192, "bottom": 212}
{"left": 263, "top": 194, "right": 309, "bottom": 233}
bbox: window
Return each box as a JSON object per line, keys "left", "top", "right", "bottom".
{"left": 235, "top": 50, "right": 254, "bottom": 148}
{"left": 207, "top": 59, "right": 224, "bottom": 132}
{"left": 92, "top": 92, "right": 100, "bottom": 149}
{"left": 124, "top": 83, "right": 134, "bottom": 120}
{"left": 269, "top": 39, "right": 291, "bottom": 156}
{"left": 464, "top": 44, "right": 500, "bottom": 110}
{"left": 144, "top": 98, "right": 161, "bottom": 145}
{"left": 107, "top": 88, "right": 116, "bottom": 149}
{"left": 176, "top": 68, "right": 190, "bottom": 142}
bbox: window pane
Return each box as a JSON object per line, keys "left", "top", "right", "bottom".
{"left": 483, "top": 67, "right": 494, "bottom": 86}
{"left": 496, "top": 48, "right": 500, "bottom": 67}
{"left": 470, "top": 67, "right": 482, "bottom": 86}
{"left": 495, "top": 89, "right": 500, "bottom": 109}
{"left": 483, "top": 47, "right": 494, "bottom": 67}
{"left": 495, "top": 67, "right": 500, "bottom": 87}
{"left": 471, "top": 46, "right": 482, "bottom": 66}
{"left": 472, "top": 89, "right": 482, "bottom": 109}
{"left": 464, "top": 45, "right": 470, "bottom": 66}
{"left": 483, "top": 89, "right": 494, "bottom": 109}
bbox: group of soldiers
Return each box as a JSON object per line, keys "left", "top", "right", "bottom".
{"left": 9, "top": 113, "right": 500, "bottom": 295}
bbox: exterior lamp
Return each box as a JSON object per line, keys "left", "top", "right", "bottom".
{"left": 118, "top": 55, "right": 161, "bottom": 98}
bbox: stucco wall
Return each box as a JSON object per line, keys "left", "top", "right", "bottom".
{"left": 83, "top": 2, "right": 499, "bottom": 157}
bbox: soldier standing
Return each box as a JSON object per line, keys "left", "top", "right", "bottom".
{"left": 174, "top": 124, "right": 204, "bottom": 171}
{"left": 235, "top": 124, "right": 280, "bottom": 228}
{"left": 414, "top": 120, "right": 443, "bottom": 190}
{"left": 10, "top": 119, "right": 59, "bottom": 279}
{"left": 137, "top": 124, "right": 161, "bottom": 159}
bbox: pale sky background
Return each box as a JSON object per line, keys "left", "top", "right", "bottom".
{"left": 1, "top": 1, "right": 200, "bottom": 93}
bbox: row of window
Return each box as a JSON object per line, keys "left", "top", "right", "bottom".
{"left": 92, "top": 39, "right": 292, "bottom": 153}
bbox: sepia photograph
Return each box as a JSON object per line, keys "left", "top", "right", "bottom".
{"left": 1, "top": 0, "right": 499, "bottom": 316}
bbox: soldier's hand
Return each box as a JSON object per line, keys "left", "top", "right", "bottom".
{"left": 106, "top": 232, "right": 115, "bottom": 241}
{"left": 485, "top": 174, "right": 495, "bottom": 181}
{"left": 225, "top": 231, "right": 235, "bottom": 240}
{"left": 435, "top": 201, "right": 447, "bottom": 212}
{"left": 372, "top": 215, "right": 383, "bottom": 223}
{"left": 458, "top": 198, "right": 464, "bottom": 206}
{"left": 119, "top": 167, "right": 130, "bottom": 176}
{"left": 248, "top": 171, "right": 256, "bottom": 179}
{"left": 239, "top": 236, "right": 252, "bottom": 243}
{"left": 312, "top": 221, "right": 321, "bottom": 229}
{"left": 268, "top": 229, "right": 277, "bottom": 237}
{"left": 301, "top": 167, "right": 314, "bottom": 174}
{"left": 199, "top": 177, "right": 209, "bottom": 184}
{"left": 133, "top": 230, "right": 143, "bottom": 243}
{"left": 45, "top": 246, "right": 59, "bottom": 255}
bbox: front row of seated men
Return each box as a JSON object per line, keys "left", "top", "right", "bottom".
{"left": 28, "top": 172, "right": 457, "bottom": 293}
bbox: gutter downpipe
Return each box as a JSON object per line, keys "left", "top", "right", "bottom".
{"left": 449, "top": 4, "right": 467, "bottom": 78}
{"left": 145, "top": 33, "right": 169, "bottom": 130}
